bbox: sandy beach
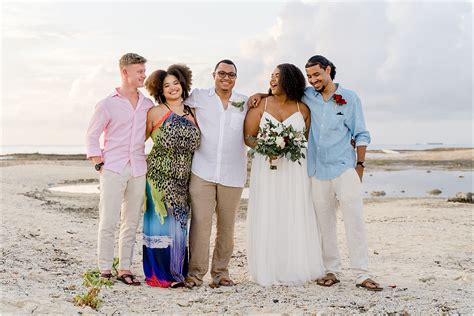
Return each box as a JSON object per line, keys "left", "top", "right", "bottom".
{"left": 0, "top": 148, "right": 472, "bottom": 314}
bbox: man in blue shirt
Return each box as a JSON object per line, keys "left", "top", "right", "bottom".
{"left": 302, "top": 55, "right": 381, "bottom": 291}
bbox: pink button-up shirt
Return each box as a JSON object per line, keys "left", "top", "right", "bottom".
{"left": 86, "top": 88, "right": 154, "bottom": 177}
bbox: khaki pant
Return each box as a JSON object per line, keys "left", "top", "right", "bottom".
{"left": 187, "top": 173, "right": 243, "bottom": 285}
{"left": 97, "top": 163, "right": 145, "bottom": 271}
{"left": 311, "top": 168, "right": 372, "bottom": 284}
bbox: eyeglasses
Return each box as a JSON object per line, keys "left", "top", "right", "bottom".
{"left": 215, "top": 71, "right": 237, "bottom": 79}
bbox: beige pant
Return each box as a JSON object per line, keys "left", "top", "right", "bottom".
{"left": 98, "top": 163, "right": 145, "bottom": 271}
{"left": 187, "top": 173, "right": 243, "bottom": 285}
{"left": 311, "top": 168, "right": 372, "bottom": 284}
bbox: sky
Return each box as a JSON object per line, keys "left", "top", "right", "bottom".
{"left": 1, "top": 0, "right": 472, "bottom": 147}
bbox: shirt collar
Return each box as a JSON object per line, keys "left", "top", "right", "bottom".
{"left": 208, "top": 87, "right": 238, "bottom": 100}
{"left": 312, "top": 83, "right": 341, "bottom": 97}
{"left": 111, "top": 88, "right": 121, "bottom": 97}
{"left": 111, "top": 88, "right": 144, "bottom": 100}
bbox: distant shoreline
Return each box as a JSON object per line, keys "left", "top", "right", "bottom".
{"left": 1, "top": 147, "right": 472, "bottom": 171}
{"left": 1, "top": 147, "right": 472, "bottom": 159}
{"left": 1, "top": 144, "right": 472, "bottom": 156}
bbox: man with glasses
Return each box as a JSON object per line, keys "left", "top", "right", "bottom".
{"left": 184, "top": 59, "right": 248, "bottom": 288}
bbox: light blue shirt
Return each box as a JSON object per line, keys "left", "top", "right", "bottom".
{"left": 302, "top": 84, "right": 371, "bottom": 180}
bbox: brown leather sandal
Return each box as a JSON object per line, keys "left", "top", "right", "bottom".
{"left": 210, "top": 278, "right": 235, "bottom": 288}
{"left": 117, "top": 274, "right": 141, "bottom": 286}
{"left": 316, "top": 273, "right": 340, "bottom": 287}
{"left": 184, "top": 277, "right": 197, "bottom": 289}
{"left": 356, "top": 278, "right": 383, "bottom": 291}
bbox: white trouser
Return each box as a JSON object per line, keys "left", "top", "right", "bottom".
{"left": 98, "top": 163, "right": 145, "bottom": 271}
{"left": 311, "top": 168, "right": 372, "bottom": 284}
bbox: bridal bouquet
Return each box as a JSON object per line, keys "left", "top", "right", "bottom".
{"left": 250, "top": 118, "right": 307, "bottom": 170}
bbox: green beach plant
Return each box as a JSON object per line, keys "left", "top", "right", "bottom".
{"left": 73, "top": 257, "right": 119, "bottom": 310}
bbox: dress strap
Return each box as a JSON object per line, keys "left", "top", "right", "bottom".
{"left": 296, "top": 101, "right": 301, "bottom": 113}
{"left": 152, "top": 110, "right": 172, "bottom": 132}
{"left": 264, "top": 98, "right": 268, "bottom": 110}
{"left": 163, "top": 102, "right": 172, "bottom": 112}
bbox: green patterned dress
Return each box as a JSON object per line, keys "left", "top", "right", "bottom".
{"left": 143, "top": 108, "right": 200, "bottom": 287}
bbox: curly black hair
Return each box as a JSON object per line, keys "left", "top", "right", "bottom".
{"left": 269, "top": 63, "right": 306, "bottom": 101}
{"left": 305, "top": 55, "right": 336, "bottom": 80}
{"left": 145, "top": 64, "right": 192, "bottom": 104}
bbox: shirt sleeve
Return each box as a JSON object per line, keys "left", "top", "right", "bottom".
{"left": 349, "top": 95, "right": 371, "bottom": 147}
{"left": 184, "top": 89, "right": 199, "bottom": 108}
{"left": 85, "top": 100, "right": 108, "bottom": 158}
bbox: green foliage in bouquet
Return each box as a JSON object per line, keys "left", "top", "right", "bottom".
{"left": 249, "top": 118, "right": 307, "bottom": 164}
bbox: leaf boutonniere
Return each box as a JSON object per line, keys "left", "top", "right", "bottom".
{"left": 230, "top": 98, "right": 245, "bottom": 112}
{"left": 333, "top": 94, "right": 347, "bottom": 106}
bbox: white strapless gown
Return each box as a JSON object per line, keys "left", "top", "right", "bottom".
{"left": 247, "top": 111, "right": 325, "bottom": 286}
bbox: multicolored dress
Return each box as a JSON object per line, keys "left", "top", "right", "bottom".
{"left": 143, "top": 107, "right": 200, "bottom": 287}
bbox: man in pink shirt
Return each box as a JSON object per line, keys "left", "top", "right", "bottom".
{"left": 86, "top": 53, "right": 154, "bottom": 285}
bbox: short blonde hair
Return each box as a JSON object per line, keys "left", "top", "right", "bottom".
{"left": 119, "top": 53, "right": 147, "bottom": 69}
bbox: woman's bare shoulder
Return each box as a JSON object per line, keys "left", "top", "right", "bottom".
{"left": 147, "top": 104, "right": 168, "bottom": 120}
{"left": 298, "top": 101, "right": 311, "bottom": 114}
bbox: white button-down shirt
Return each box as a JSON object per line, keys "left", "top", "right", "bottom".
{"left": 185, "top": 88, "right": 248, "bottom": 188}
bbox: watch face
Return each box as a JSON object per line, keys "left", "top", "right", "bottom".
{"left": 95, "top": 163, "right": 103, "bottom": 171}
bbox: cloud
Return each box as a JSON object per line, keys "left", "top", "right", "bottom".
{"left": 1, "top": 1, "right": 471, "bottom": 146}
{"left": 68, "top": 65, "right": 116, "bottom": 109}
{"left": 238, "top": 1, "right": 472, "bottom": 143}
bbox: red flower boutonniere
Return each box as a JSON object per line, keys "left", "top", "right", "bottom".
{"left": 333, "top": 94, "right": 347, "bottom": 106}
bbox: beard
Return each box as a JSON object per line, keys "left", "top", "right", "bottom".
{"left": 315, "top": 84, "right": 325, "bottom": 93}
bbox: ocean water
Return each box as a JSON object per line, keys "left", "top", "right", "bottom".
{"left": 1, "top": 143, "right": 472, "bottom": 155}
{"left": 49, "top": 169, "right": 472, "bottom": 198}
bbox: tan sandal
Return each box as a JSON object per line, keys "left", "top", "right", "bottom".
{"left": 316, "top": 273, "right": 340, "bottom": 287}
{"left": 210, "top": 277, "right": 235, "bottom": 288}
{"left": 184, "top": 277, "right": 197, "bottom": 289}
{"left": 356, "top": 278, "right": 383, "bottom": 291}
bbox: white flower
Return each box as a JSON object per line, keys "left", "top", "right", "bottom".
{"left": 274, "top": 124, "right": 284, "bottom": 134}
{"left": 295, "top": 132, "right": 304, "bottom": 141}
{"left": 231, "top": 98, "right": 245, "bottom": 111}
{"left": 275, "top": 136, "right": 286, "bottom": 149}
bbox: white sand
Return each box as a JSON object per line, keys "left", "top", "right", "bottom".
{"left": 0, "top": 160, "right": 472, "bottom": 314}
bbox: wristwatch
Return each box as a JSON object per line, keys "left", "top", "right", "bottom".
{"left": 95, "top": 162, "right": 104, "bottom": 171}
{"left": 356, "top": 161, "right": 366, "bottom": 168}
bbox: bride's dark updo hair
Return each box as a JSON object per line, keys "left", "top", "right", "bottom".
{"left": 145, "top": 64, "right": 193, "bottom": 104}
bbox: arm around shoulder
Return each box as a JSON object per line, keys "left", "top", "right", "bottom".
{"left": 184, "top": 88, "right": 203, "bottom": 109}
{"left": 244, "top": 103, "right": 263, "bottom": 148}
{"left": 247, "top": 92, "right": 269, "bottom": 108}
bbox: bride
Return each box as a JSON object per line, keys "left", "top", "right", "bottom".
{"left": 244, "top": 63, "right": 324, "bottom": 286}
